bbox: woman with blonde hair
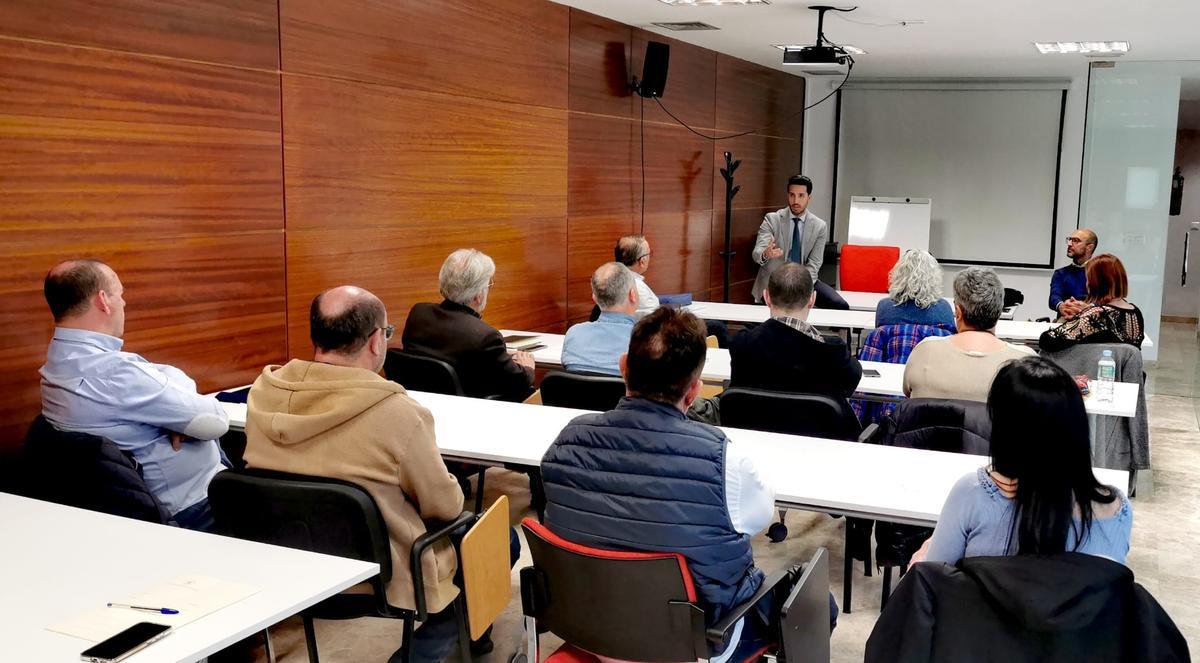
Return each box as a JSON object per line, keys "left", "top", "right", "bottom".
{"left": 874, "top": 249, "right": 956, "bottom": 328}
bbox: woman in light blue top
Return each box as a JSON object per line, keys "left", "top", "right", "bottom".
{"left": 919, "top": 356, "right": 1132, "bottom": 565}
{"left": 875, "top": 249, "right": 956, "bottom": 328}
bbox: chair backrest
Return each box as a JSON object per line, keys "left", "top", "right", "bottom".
{"left": 1003, "top": 287, "right": 1025, "bottom": 308}
{"left": 719, "top": 387, "right": 862, "bottom": 441}
{"left": 589, "top": 305, "right": 602, "bottom": 322}
{"left": 19, "top": 415, "right": 173, "bottom": 524}
{"left": 520, "top": 518, "right": 706, "bottom": 662}
{"left": 208, "top": 468, "right": 393, "bottom": 586}
{"left": 384, "top": 349, "right": 464, "bottom": 396}
{"left": 540, "top": 370, "right": 627, "bottom": 411}
{"left": 460, "top": 495, "right": 512, "bottom": 640}
{"left": 881, "top": 398, "right": 991, "bottom": 456}
{"left": 780, "top": 548, "right": 831, "bottom": 663}
{"left": 839, "top": 245, "right": 900, "bottom": 293}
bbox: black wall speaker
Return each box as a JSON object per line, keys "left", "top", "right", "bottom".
{"left": 637, "top": 41, "right": 670, "bottom": 98}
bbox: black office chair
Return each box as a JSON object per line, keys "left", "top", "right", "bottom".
{"left": 588, "top": 305, "right": 602, "bottom": 322}
{"left": 516, "top": 517, "right": 831, "bottom": 663}
{"left": 540, "top": 370, "right": 626, "bottom": 411}
{"left": 383, "top": 349, "right": 494, "bottom": 511}
{"left": 208, "top": 468, "right": 474, "bottom": 663}
{"left": 384, "top": 349, "right": 465, "bottom": 396}
{"left": 1003, "top": 287, "right": 1025, "bottom": 309}
{"left": 871, "top": 398, "right": 990, "bottom": 608}
{"left": 718, "top": 387, "right": 876, "bottom": 615}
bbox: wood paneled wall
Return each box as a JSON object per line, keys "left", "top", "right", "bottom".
{"left": 0, "top": 1, "right": 803, "bottom": 447}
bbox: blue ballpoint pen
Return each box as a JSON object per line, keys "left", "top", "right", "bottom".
{"left": 107, "top": 602, "right": 180, "bottom": 615}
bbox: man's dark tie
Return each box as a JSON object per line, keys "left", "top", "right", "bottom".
{"left": 788, "top": 217, "right": 802, "bottom": 263}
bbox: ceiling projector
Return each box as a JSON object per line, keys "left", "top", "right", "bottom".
{"left": 783, "top": 5, "right": 855, "bottom": 76}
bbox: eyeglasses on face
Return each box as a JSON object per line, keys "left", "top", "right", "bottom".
{"left": 378, "top": 324, "right": 395, "bottom": 340}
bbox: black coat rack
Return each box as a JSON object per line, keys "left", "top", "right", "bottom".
{"left": 719, "top": 151, "right": 741, "bottom": 303}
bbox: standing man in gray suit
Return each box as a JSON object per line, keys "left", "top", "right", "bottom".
{"left": 751, "top": 175, "right": 849, "bottom": 310}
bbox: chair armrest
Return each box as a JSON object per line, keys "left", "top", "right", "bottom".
{"left": 410, "top": 511, "right": 476, "bottom": 620}
{"left": 704, "top": 567, "right": 793, "bottom": 645}
{"left": 857, "top": 422, "right": 880, "bottom": 444}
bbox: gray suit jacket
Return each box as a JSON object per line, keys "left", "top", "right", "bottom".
{"left": 751, "top": 208, "right": 828, "bottom": 302}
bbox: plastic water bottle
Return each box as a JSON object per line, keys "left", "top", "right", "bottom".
{"left": 1096, "top": 350, "right": 1116, "bottom": 403}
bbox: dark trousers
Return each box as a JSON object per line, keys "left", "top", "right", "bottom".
{"left": 395, "top": 606, "right": 460, "bottom": 663}
{"left": 814, "top": 280, "right": 849, "bottom": 310}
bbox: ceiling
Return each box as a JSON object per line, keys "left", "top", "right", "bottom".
{"left": 551, "top": 0, "right": 1200, "bottom": 80}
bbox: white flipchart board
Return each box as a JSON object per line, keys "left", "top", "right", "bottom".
{"left": 847, "top": 196, "right": 931, "bottom": 253}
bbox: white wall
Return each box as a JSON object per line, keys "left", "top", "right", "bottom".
{"left": 802, "top": 73, "right": 1090, "bottom": 320}
{"left": 802, "top": 78, "right": 839, "bottom": 224}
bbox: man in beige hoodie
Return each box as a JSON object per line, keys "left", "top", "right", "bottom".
{"left": 244, "top": 285, "right": 465, "bottom": 663}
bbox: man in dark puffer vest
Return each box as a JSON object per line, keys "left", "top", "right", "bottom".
{"left": 542, "top": 307, "right": 797, "bottom": 662}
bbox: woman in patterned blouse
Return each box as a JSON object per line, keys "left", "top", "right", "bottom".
{"left": 1039, "top": 253, "right": 1144, "bottom": 351}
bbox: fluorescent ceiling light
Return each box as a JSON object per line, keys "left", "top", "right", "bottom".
{"left": 772, "top": 43, "right": 866, "bottom": 54}
{"left": 1035, "top": 41, "right": 1130, "bottom": 54}
{"left": 659, "top": 0, "right": 769, "bottom": 5}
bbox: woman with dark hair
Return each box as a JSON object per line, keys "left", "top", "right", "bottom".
{"left": 1039, "top": 253, "right": 1145, "bottom": 351}
{"left": 915, "top": 356, "right": 1131, "bottom": 565}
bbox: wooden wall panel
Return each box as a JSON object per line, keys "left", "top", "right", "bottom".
{"left": 712, "top": 133, "right": 803, "bottom": 212}
{"left": 286, "top": 225, "right": 567, "bottom": 360}
{"left": 0, "top": 233, "right": 286, "bottom": 447}
{"left": 715, "top": 54, "right": 807, "bottom": 137}
{"left": 281, "top": 0, "right": 569, "bottom": 108}
{"left": 567, "top": 114, "right": 638, "bottom": 321}
{"left": 0, "top": 36, "right": 284, "bottom": 448}
{"left": 283, "top": 75, "right": 567, "bottom": 231}
{"left": 0, "top": 0, "right": 279, "bottom": 69}
{"left": 569, "top": 11, "right": 634, "bottom": 118}
{"left": 644, "top": 210, "right": 712, "bottom": 298}
{"left": 0, "top": 39, "right": 284, "bottom": 242}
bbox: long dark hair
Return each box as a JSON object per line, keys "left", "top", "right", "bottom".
{"left": 988, "top": 356, "right": 1117, "bottom": 555}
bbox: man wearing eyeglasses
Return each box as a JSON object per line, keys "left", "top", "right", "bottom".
{"left": 1049, "top": 229, "right": 1098, "bottom": 320}
{"left": 245, "top": 285, "right": 468, "bottom": 663}
{"left": 615, "top": 235, "right": 659, "bottom": 317}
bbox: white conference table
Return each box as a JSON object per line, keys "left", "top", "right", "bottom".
{"left": 219, "top": 392, "right": 1127, "bottom": 527}
{"left": 0, "top": 493, "right": 378, "bottom": 663}
{"left": 689, "top": 300, "right": 1154, "bottom": 348}
{"left": 838, "top": 291, "right": 1015, "bottom": 320}
{"left": 505, "top": 330, "right": 1138, "bottom": 418}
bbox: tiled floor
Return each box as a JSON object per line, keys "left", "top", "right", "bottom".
{"left": 253, "top": 324, "right": 1200, "bottom": 662}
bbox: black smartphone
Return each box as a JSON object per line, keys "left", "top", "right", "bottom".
{"left": 81, "top": 622, "right": 171, "bottom": 663}
{"left": 862, "top": 369, "right": 881, "bottom": 378}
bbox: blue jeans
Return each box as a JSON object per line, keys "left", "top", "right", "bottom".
{"left": 172, "top": 498, "right": 215, "bottom": 532}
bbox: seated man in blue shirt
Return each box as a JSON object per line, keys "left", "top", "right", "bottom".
{"left": 561, "top": 262, "right": 638, "bottom": 375}
{"left": 39, "top": 260, "right": 229, "bottom": 531}
{"left": 1049, "top": 228, "right": 1097, "bottom": 320}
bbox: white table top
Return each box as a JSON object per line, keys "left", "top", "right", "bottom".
{"left": 0, "top": 493, "right": 378, "bottom": 663}
{"left": 838, "top": 291, "right": 1014, "bottom": 320}
{"left": 689, "top": 301, "right": 1152, "bottom": 348}
{"left": 219, "top": 391, "right": 1127, "bottom": 527}
{"left": 504, "top": 330, "right": 1137, "bottom": 418}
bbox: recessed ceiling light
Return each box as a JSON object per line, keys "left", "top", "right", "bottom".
{"left": 1035, "top": 41, "right": 1129, "bottom": 54}
{"left": 772, "top": 43, "right": 866, "bottom": 54}
{"left": 658, "top": 0, "right": 769, "bottom": 5}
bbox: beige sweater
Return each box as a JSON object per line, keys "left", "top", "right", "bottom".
{"left": 244, "top": 359, "right": 464, "bottom": 613}
{"left": 902, "top": 336, "right": 1036, "bottom": 402}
